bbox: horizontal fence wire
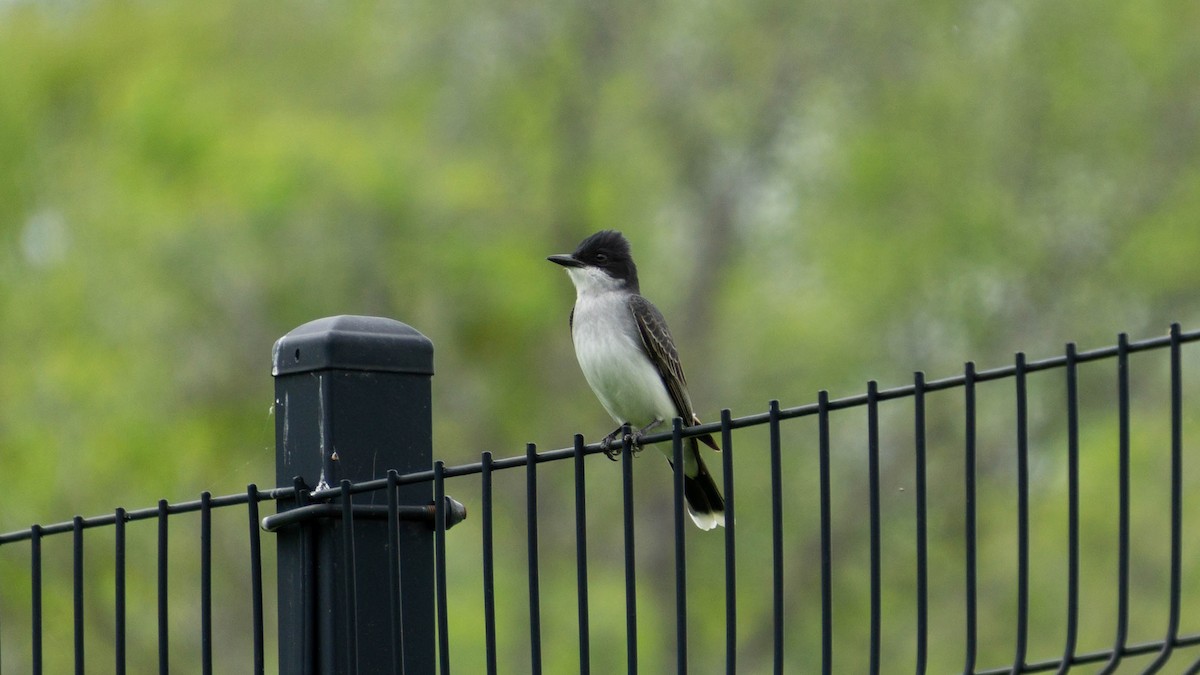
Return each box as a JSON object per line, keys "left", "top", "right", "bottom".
{"left": 224, "top": 325, "right": 1200, "bottom": 492}
{"left": 1, "top": 325, "right": 1198, "bottom": 674}
{"left": 0, "top": 487, "right": 292, "bottom": 545}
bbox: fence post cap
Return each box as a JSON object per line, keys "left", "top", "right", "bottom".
{"left": 272, "top": 315, "right": 434, "bottom": 376}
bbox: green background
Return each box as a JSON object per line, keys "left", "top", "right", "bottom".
{"left": 1, "top": 0, "right": 1198, "bottom": 672}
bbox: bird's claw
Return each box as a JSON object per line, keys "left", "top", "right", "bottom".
{"left": 600, "top": 426, "right": 645, "bottom": 460}
{"left": 601, "top": 430, "right": 622, "bottom": 461}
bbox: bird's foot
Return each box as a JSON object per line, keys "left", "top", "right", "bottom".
{"left": 623, "top": 431, "right": 644, "bottom": 457}
{"left": 601, "top": 423, "right": 655, "bottom": 460}
{"left": 626, "top": 419, "right": 662, "bottom": 456}
{"left": 600, "top": 427, "right": 624, "bottom": 461}
{"left": 622, "top": 420, "right": 663, "bottom": 457}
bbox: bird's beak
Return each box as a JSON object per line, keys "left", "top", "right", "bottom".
{"left": 547, "top": 254, "right": 583, "bottom": 268}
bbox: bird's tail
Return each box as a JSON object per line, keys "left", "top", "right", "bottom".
{"left": 682, "top": 438, "right": 725, "bottom": 531}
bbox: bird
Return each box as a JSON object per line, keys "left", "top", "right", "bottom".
{"left": 548, "top": 230, "right": 725, "bottom": 530}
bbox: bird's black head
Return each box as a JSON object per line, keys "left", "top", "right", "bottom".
{"left": 549, "top": 230, "right": 640, "bottom": 292}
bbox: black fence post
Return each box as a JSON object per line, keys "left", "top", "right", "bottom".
{"left": 271, "top": 315, "right": 435, "bottom": 674}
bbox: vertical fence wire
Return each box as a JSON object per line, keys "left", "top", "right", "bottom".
{"left": 200, "top": 492, "right": 213, "bottom": 675}
{"left": 867, "top": 382, "right": 881, "bottom": 675}
{"left": 1056, "top": 345, "right": 1081, "bottom": 675}
{"left": 769, "top": 399, "right": 784, "bottom": 675}
{"left": 1099, "top": 334, "right": 1131, "bottom": 675}
{"left": 246, "top": 486, "right": 265, "bottom": 675}
{"left": 385, "top": 471, "right": 404, "bottom": 675}
{"left": 1170, "top": 322, "right": 1185, "bottom": 659}
{"left": 573, "top": 435, "right": 591, "bottom": 675}
{"left": 30, "top": 524, "right": 42, "bottom": 675}
{"left": 818, "top": 390, "right": 833, "bottom": 675}
{"left": 72, "top": 516, "right": 84, "bottom": 675}
{"left": 721, "top": 409, "right": 737, "bottom": 675}
{"left": 912, "top": 374, "right": 928, "bottom": 675}
{"left": 524, "top": 444, "right": 543, "bottom": 675}
{"left": 1146, "top": 322, "right": 1185, "bottom": 673}
{"left": 480, "top": 452, "right": 497, "bottom": 675}
{"left": 388, "top": 470, "right": 408, "bottom": 672}
{"left": 339, "top": 480, "right": 359, "bottom": 675}
{"left": 621, "top": 427, "right": 638, "bottom": 675}
{"left": 434, "top": 461, "right": 451, "bottom": 675}
{"left": 292, "top": 477, "right": 316, "bottom": 673}
{"left": 157, "top": 499, "right": 169, "bottom": 675}
{"left": 1169, "top": 322, "right": 1185, "bottom": 658}
{"left": 963, "top": 363, "right": 978, "bottom": 674}
{"left": 114, "top": 507, "right": 126, "bottom": 675}
{"left": 1013, "top": 353, "right": 1030, "bottom": 672}
{"left": 672, "top": 419, "right": 688, "bottom": 675}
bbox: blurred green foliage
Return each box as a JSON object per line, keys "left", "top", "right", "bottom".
{"left": 1, "top": 0, "right": 1199, "bottom": 672}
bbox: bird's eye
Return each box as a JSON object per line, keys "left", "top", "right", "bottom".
{"left": 594, "top": 253, "right": 608, "bottom": 264}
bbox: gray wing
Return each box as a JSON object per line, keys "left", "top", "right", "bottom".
{"left": 629, "top": 294, "right": 695, "bottom": 420}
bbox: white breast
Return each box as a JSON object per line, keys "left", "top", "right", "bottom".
{"left": 571, "top": 291, "right": 677, "bottom": 429}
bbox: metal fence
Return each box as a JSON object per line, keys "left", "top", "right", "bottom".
{"left": 0, "top": 315, "right": 1197, "bottom": 673}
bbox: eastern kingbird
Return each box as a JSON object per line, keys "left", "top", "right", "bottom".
{"left": 548, "top": 230, "right": 726, "bottom": 530}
